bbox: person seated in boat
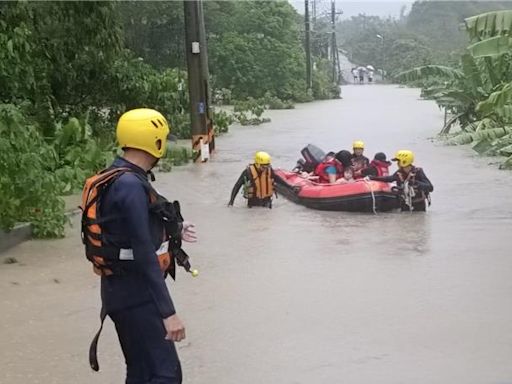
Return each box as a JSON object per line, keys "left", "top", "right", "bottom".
{"left": 228, "top": 151, "right": 275, "bottom": 208}
{"left": 369, "top": 150, "right": 433, "bottom": 211}
{"left": 361, "top": 152, "right": 392, "bottom": 177}
{"left": 299, "top": 171, "right": 319, "bottom": 181}
{"left": 314, "top": 151, "right": 343, "bottom": 184}
{"left": 335, "top": 150, "right": 353, "bottom": 169}
{"left": 351, "top": 140, "right": 370, "bottom": 178}
{"left": 335, "top": 166, "right": 356, "bottom": 184}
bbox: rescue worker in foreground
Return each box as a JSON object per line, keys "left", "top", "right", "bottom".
{"left": 228, "top": 151, "right": 275, "bottom": 208}
{"left": 351, "top": 140, "right": 370, "bottom": 178}
{"left": 370, "top": 149, "right": 433, "bottom": 211}
{"left": 82, "top": 108, "right": 197, "bottom": 383}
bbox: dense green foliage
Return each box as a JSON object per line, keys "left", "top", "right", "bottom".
{"left": 0, "top": 2, "right": 123, "bottom": 235}
{"left": 397, "top": 10, "right": 512, "bottom": 169}
{"left": 1, "top": 1, "right": 340, "bottom": 235}
{"left": 338, "top": 14, "right": 433, "bottom": 76}
{"left": 207, "top": 1, "right": 308, "bottom": 101}
{"left": 0, "top": 105, "right": 67, "bottom": 237}
{"left": 118, "top": 2, "right": 185, "bottom": 70}
{"left": 120, "top": 1, "right": 337, "bottom": 102}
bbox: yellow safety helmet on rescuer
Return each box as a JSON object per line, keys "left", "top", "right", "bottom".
{"left": 254, "top": 151, "right": 271, "bottom": 166}
{"left": 392, "top": 149, "right": 414, "bottom": 167}
{"left": 116, "top": 108, "right": 170, "bottom": 159}
{"left": 352, "top": 140, "right": 365, "bottom": 150}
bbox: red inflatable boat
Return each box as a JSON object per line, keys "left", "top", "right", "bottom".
{"left": 274, "top": 169, "right": 400, "bottom": 212}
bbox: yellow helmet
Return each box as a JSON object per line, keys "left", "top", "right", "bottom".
{"left": 392, "top": 150, "right": 414, "bottom": 167}
{"left": 353, "top": 140, "right": 365, "bottom": 150}
{"left": 116, "top": 108, "right": 170, "bottom": 159}
{"left": 254, "top": 151, "right": 271, "bottom": 165}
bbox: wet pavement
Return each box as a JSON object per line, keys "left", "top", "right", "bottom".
{"left": 1, "top": 85, "right": 512, "bottom": 384}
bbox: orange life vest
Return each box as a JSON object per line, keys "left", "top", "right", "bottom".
{"left": 245, "top": 164, "right": 274, "bottom": 199}
{"left": 80, "top": 167, "right": 176, "bottom": 277}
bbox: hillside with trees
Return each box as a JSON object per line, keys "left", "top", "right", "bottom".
{"left": 338, "top": 1, "right": 512, "bottom": 76}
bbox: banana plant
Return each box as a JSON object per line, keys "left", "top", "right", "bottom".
{"left": 399, "top": 10, "right": 512, "bottom": 168}
{"left": 395, "top": 54, "right": 487, "bottom": 134}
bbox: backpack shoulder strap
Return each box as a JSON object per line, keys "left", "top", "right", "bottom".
{"left": 81, "top": 167, "right": 133, "bottom": 211}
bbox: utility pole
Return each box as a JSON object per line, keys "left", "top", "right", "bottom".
{"left": 335, "top": 35, "right": 341, "bottom": 85}
{"left": 305, "top": 0, "right": 312, "bottom": 91}
{"left": 377, "top": 34, "right": 385, "bottom": 81}
{"left": 197, "top": 1, "right": 215, "bottom": 155}
{"left": 184, "top": 0, "right": 213, "bottom": 163}
{"left": 330, "top": 0, "right": 336, "bottom": 83}
{"left": 330, "top": 0, "right": 343, "bottom": 85}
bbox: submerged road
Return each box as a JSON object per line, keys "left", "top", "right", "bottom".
{"left": 1, "top": 85, "right": 512, "bottom": 384}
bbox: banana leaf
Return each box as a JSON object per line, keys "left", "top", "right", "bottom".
{"left": 447, "top": 126, "right": 512, "bottom": 145}
{"left": 421, "top": 85, "right": 449, "bottom": 99}
{"left": 395, "top": 65, "right": 465, "bottom": 82}
{"left": 440, "top": 112, "right": 465, "bottom": 134}
{"left": 446, "top": 132, "right": 474, "bottom": 145}
{"left": 475, "top": 117, "right": 499, "bottom": 132}
{"left": 498, "top": 143, "right": 512, "bottom": 156}
{"left": 499, "top": 154, "right": 512, "bottom": 169}
{"left": 494, "top": 105, "right": 512, "bottom": 122}
{"left": 472, "top": 139, "right": 493, "bottom": 154}
{"left": 465, "top": 11, "right": 512, "bottom": 42}
{"left": 461, "top": 54, "right": 484, "bottom": 88}
{"left": 468, "top": 36, "right": 512, "bottom": 58}
{"left": 476, "top": 82, "right": 512, "bottom": 115}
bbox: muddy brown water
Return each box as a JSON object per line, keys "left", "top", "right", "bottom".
{"left": 1, "top": 85, "right": 512, "bottom": 384}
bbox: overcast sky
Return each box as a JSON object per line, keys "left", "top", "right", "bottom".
{"left": 289, "top": 0, "right": 415, "bottom": 19}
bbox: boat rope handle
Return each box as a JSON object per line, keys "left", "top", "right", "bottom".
{"left": 363, "top": 178, "right": 377, "bottom": 214}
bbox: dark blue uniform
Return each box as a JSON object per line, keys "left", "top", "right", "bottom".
{"left": 101, "top": 157, "right": 182, "bottom": 384}
{"left": 371, "top": 166, "right": 433, "bottom": 211}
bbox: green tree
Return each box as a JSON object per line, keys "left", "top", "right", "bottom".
{"left": 337, "top": 14, "right": 433, "bottom": 76}
{"left": 118, "top": 1, "right": 185, "bottom": 69}
{"left": 207, "top": 1, "right": 307, "bottom": 100}
{"left": 0, "top": 104, "right": 66, "bottom": 236}
{"left": 406, "top": 1, "right": 511, "bottom": 57}
{"left": 0, "top": 1, "right": 122, "bottom": 133}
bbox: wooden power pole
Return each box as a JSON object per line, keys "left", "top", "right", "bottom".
{"left": 331, "top": 0, "right": 336, "bottom": 83}
{"left": 330, "top": 0, "right": 343, "bottom": 85}
{"left": 184, "top": 0, "right": 213, "bottom": 163}
{"left": 305, "top": 0, "right": 312, "bottom": 91}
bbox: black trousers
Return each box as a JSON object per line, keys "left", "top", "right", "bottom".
{"left": 247, "top": 197, "right": 272, "bottom": 208}
{"left": 400, "top": 200, "right": 426, "bottom": 212}
{"left": 110, "top": 302, "right": 182, "bottom": 384}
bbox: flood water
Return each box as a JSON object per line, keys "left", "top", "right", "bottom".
{"left": 1, "top": 85, "right": 512, "bottom": 384}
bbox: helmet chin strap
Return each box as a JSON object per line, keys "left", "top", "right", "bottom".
{"left": 147, "top": 170, "right": 156, "bottom": 182}
{"left": 147, "top": 155, "right": 160, "bottom": 181}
